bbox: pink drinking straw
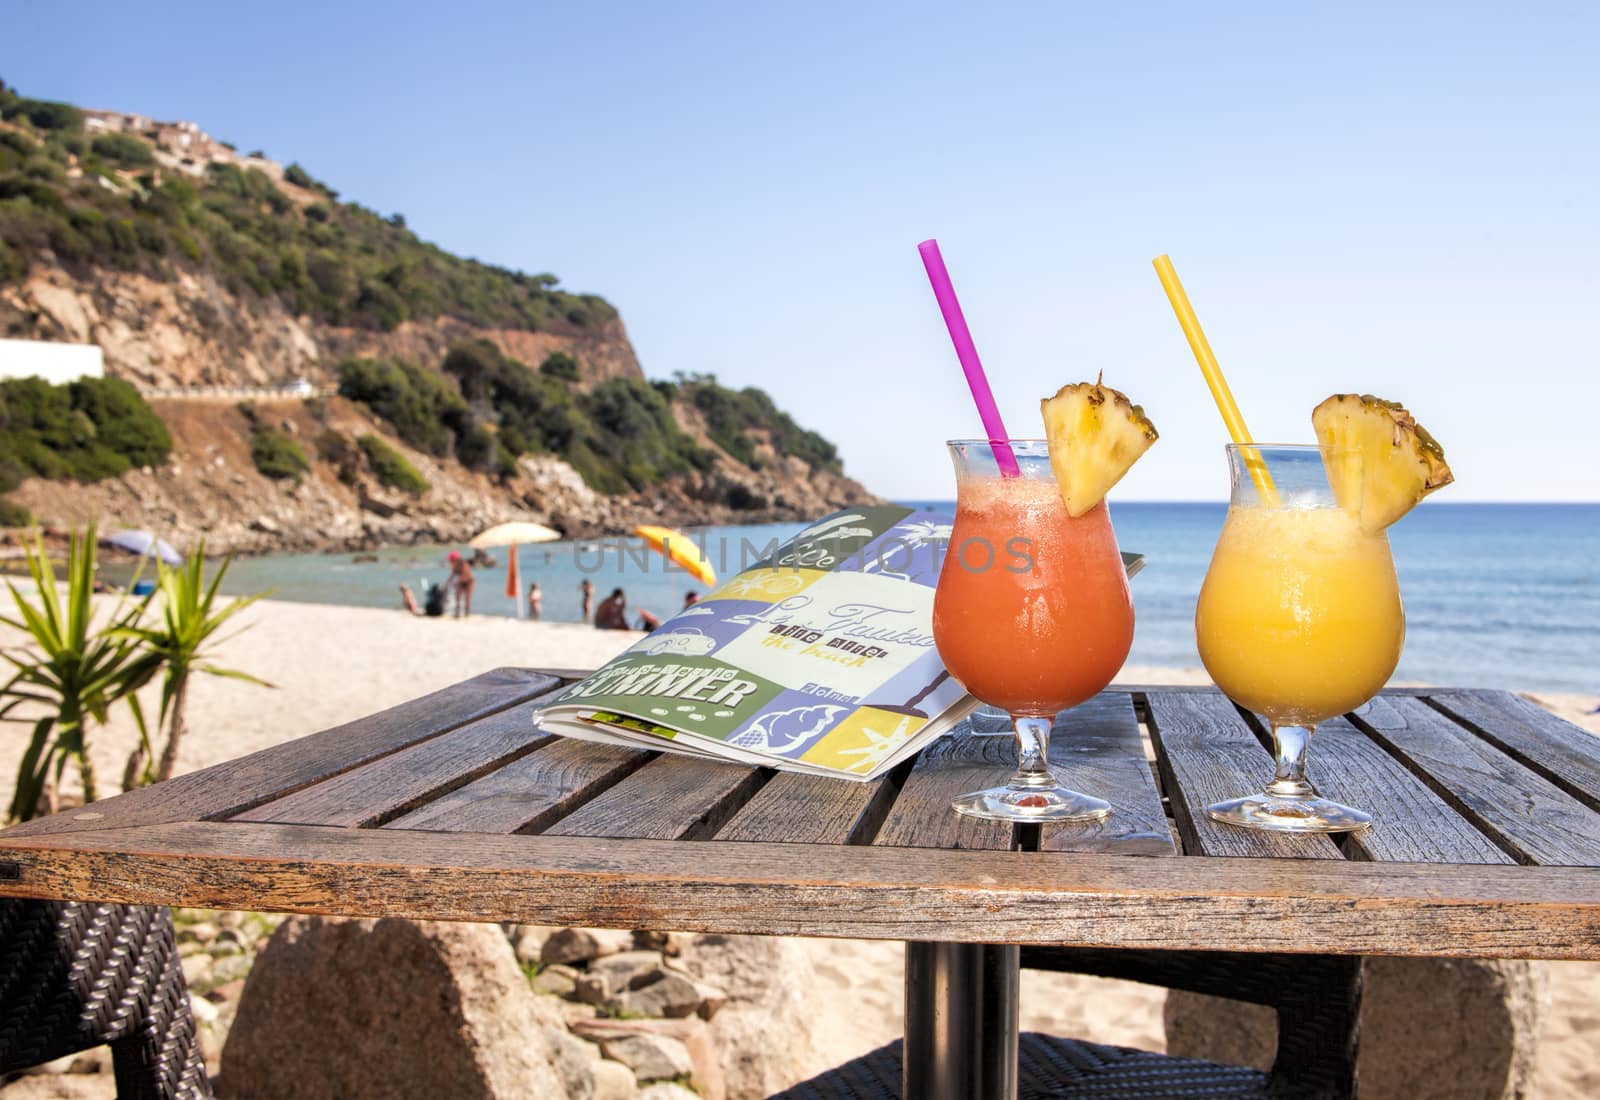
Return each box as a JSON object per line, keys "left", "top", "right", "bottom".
{"left": 917, "top": 239, "right": 1021, "bottom": 477}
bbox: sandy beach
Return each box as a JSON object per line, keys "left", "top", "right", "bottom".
{"left": 1, "top": 598, "right": 1596, "bottom": 1095}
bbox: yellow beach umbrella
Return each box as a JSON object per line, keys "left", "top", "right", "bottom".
{"left": 633, "top": 525, "right": 716, "bottom": 587}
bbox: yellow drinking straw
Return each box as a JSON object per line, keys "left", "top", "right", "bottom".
{"left": 1151, "top": 254, "right": 1278, "bottom": 503}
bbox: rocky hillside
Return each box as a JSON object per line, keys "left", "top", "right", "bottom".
{"left": 0, "top": 81, "right": 879, "bottom": 549}
{"left": 7, "top": 264, "right": 645, "bottom": 391}
{"left": 6, "top": 392, "right": 874, "bottom": 553}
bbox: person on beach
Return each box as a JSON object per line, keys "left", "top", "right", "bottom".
{"left": 580, "top": 578, "right": 594, "bottom": 622}
{"left": 683, "top": 591, "right": 699, "bottom": 610}
{"left": 637, "top": 607, "right": 661, "bottom": 631}
{"left": 527, "top": 581, "right": 542, "bottom": 621}
{"left": 446, "top": 550, "right": 475, "bottom": 619}
{"left": 594, "top": 588, "right": 630, "bottom": 630}
{"left": 398, "top": 583, "right": 423, "bottom": 616}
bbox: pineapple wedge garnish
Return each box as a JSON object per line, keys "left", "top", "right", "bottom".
{"left": 1312, "top": 394, "right": 1453, "bottom": 532}
{"left": 1041, "top": 376, "right": 1158, "bottom": 517}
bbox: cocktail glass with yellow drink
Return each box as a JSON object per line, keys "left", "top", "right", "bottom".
{"left": 1151, "top": 254, "right": 1453, "bottom": 833}
{"left": 1197, "top": 398, "right": 1453, "bottom": 831}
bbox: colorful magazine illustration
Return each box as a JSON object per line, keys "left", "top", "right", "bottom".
{"left": 534, "top": 507, "right": 1143, "bottom": 782}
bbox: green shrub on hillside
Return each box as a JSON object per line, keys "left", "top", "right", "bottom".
{"left": 357, "top": 434, "right": 428, "bottom": 495}
{"left": 0, "top": 496, "right": 31, "bottom": 527}
{"left": 0, "top": 376, "right": 171, "bottom": 484}
{"left": 68, "top": 377, "right": 173, "bottom": 465}
{"left": 2, "top": 98, "right": 83, "bottom": 132}
{"left": 90, "top": 133, "right": 155, "bottom": 166}
{"left": 583, "top": 377, "right": 714, "bottom": 490}
{"left": 441, "top": 340, "right": 578, "bottom": 460}
{"left": 674, "top": 372, "right": 840, "bottom": 473}
{"left": 539, "top": 352, "right": 581, "bottom": 381}
{"left": 0, "top": 81, "right": 618, "bottom": 336}
{"left": 337, "top": 356, "right": 469, "bottom": 456}
{"left": 338, "top": 340, "right": 718, "bottom": 494}
{"left": 438, "top": 340, "right": 712, "bottom": 490}
{"left": 250, "top": 430, "right": 310, "bottom": 480}
{"left": 314, "top": 429, "right": 358, "bottom": 483}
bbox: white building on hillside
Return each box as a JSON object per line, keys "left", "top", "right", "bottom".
{"left": 0, "top": 339, "right": 106, "bottom": 385}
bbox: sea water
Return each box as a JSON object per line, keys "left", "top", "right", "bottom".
{"left": 215, "top": 502, "right": 1599, "bottom": 695}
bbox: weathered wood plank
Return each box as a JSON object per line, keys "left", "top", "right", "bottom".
{"left": 1268, "top": 714, "right": 1513, "bottom": 865}
{"left": 872, "top": 726, "right": 1017, "bottom": 851}
{"left": 383, "top": 740, "right": 651, "bottom": 834}
{"left": 3, "top": 821, "right": 1598, "bottom": 958}
{"left": 1354, "top": 696, "right": 1600, "bottom": 866}
{"left": 715, "top": 771, "right": 899, "bottom": 845}
{"left": 0, "top": 668, "right": 564, "bottom": 839}
{"left": 1429, "top": 690, "right": 1600, "bottom": 811}
{"left": 544, "top": 755, "right": 767, "bottom": 841}
{"left": 234, "top": 703, "right": 555, "bottom": 827}
{"left": 1145, "top": 692, "right": 1342, "bottom": 860}
{"left": 1115, "top": 683, "right": 1443, "bottom": 698}
{"left": 1038, "top": 693, "right": 1177, "bottom": 856}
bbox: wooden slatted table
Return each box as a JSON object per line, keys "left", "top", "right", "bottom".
{"left": 3, "top": 669, "right": 1599, "bottom": 1097}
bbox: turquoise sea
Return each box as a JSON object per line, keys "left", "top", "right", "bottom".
{"left": 217, "top": 502, "right": 1600, "bottom": 695}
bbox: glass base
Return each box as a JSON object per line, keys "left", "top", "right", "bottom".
{"left": 951, "top": 784, "right": 1111, "bottom": 823}
{"left": 1207, "top": 793, "right": 1372, "bottom": 833}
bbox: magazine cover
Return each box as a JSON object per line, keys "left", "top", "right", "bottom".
{"left": 534, "top": 506, "right": 978, "bottom": 781}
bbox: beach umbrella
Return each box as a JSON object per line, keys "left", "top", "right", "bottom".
{"left": 102, "top": 529, "right": 184, "bottom": 566}
{"left": 468, "top": 522, "right": 560, "bottom": 619}
{"left": 633, "top": 525, "right": 716, "bottom": 587}
{"left": 467, "top": 521, "right": 562, "bottom": 549}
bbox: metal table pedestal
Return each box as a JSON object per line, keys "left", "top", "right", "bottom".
{"left": 904, "top": 941, "right": 1020, "bottom": 1100}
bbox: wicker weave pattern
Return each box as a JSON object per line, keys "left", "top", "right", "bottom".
{"left": 0, "top": 899, "right": 212, "bottom": 1099}
{"left": 776, "top": 949, "right": 1361, "bottom": 1099}
{"left": 773, "top": 1033, "right": 1277, "bottom": 1099}
{"left": 1021, "top": 947, "right": 1361, "bottom": 1099}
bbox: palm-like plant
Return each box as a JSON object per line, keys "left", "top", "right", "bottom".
{"left": 115, "top": 542, "right": 272, "bottom": 784}
{"left": 0, "top": 527, "right": 161, "bottom": 820}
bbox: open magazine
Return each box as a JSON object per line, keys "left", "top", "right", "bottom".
{"left": 534, "top": 506, "right": 1143, "bottom": 782}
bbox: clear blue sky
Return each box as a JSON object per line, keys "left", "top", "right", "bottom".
{"left": 8, "top": 1, "right": 1598, "bottom": 501}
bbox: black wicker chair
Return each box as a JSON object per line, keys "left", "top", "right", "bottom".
{"left": 0, "top": 899, "right": 213, "bottom": 1098}
{"left": 774, "top": 948, "right": 1361, "bottom": 1099}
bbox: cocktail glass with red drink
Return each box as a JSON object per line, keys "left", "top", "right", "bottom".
{"left": 932, "top": 439, "right": 1135, "bottom": 822}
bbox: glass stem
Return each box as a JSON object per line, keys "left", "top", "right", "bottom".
{"left": 1010, "top": 715, "right": 1056, "bottom": 790}
{"left": 1266, "top": 724, "right": 1317, "bottom": 799}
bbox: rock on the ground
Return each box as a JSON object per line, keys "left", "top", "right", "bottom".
{"left": 570, "top": 1018, "right": 724, "bottom": 1100}
{"left": 576, "top": 950, "right": 667, "bottom": 1003}
{"left": 532, "top": 965, "right": 579, "bottom": 997}
{"left": 542, "top": 927, "right": 636, "bottom": 966}
{"left": 1164, "top": 957, "right": 1548, "bottom": 1100}
{"left": 632, "top": 931, "right": 693, "bottom": 957}
{"left": 220, "top": 915, "right": 570, "bottom": 1100}
{"left": 614, "top": 970, "right": 704, "bottom": 1019}
{"left": 510, "top": 924, "right": 557, "bottom": 965}
{"left": 590, "top": 1059, "right": 639, "bottom": 1100}
{"left": 673, "top": 934, "right": 824, "bottom": 1100}
{"left": 543, "top": 1029, "right": 600, "bottom": 1100}
{"left": 599, "top": 1034, "right": 693, "bottom": 1083}
{"left": 209, "top": 954, "right": 252, "bottom": 985}
{"left": 180, "top": 954, "right": 212, "bottom": 988}
{"left": 636, "top": 1085, "right": 699, "bottom": 1100}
